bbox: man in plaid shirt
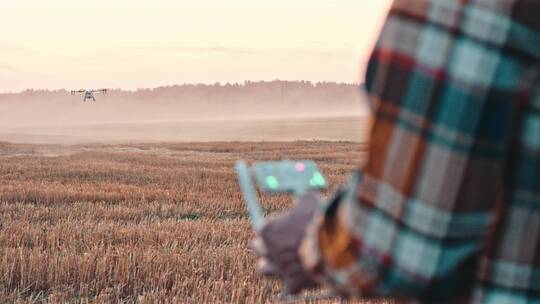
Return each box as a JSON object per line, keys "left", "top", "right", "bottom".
{"left": 252, "top": 0, "right": 539, "bottom": 302}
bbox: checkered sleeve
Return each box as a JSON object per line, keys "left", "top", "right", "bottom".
{"left": 473, "top": 69, "right": 540, "bottom": 302}
{"left": 300, "top": 0, "right": 540, "bottom": 302}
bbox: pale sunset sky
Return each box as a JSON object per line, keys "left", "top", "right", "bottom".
{"left": 0, "top": 0, "right": 391, "bottom": 92}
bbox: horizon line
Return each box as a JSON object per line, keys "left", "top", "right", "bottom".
{"left": 0, "top": 80, "right": 365, "bottom": 94}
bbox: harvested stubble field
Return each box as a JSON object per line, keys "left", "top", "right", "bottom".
{"left": 0, "top": 141, "right": 392, "bottom": 303}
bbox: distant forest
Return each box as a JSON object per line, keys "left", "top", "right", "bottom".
{"left": 0, "top": 81, "right": 367, "bottom": 126}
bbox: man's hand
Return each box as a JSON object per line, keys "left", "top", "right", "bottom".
{"left": 250, "top": 192, "right": 320, "bottom": 294}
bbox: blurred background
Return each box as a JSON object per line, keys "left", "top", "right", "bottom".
{"left": 0, "top": 0, "right": 391, "bottom": 143}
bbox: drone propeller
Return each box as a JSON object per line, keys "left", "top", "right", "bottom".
{"left": 70, "top": 89, "right": 84, "bottom": 95}
{"left": 92, "top": 89, "right": 107, "bottom": 94}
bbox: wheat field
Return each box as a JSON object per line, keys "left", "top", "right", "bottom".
{"left": 0, "top": 141, "right": 397, "bottom": 303}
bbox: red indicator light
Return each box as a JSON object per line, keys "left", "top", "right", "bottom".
{"left": 295, "top": 162, "right": 306, "bottom": 172}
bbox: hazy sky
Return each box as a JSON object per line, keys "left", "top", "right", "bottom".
{"left": 0, "top": 0, "right": 391, "bottom": 92}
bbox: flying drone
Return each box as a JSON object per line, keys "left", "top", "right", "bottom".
{"left": 70, "top": 89, "right": 107, "bottom": 102}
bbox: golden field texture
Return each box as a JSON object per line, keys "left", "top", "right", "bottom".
{"left": 0, "top": 141, "right": 397, "bottom": 303}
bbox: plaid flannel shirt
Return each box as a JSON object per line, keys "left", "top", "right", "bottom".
{"left": 301, "top": 0, "right": 539, "bottom": 303}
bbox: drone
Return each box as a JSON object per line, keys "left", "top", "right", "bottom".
{"left": 70, "top": 89, "right": 107, "bottom": 102}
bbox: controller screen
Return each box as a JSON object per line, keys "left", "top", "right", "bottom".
{"left": 252, "top": 160, "right": 327, "bottom": 194}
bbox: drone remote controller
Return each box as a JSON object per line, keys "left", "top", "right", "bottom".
{"left": 235, "top": 160, "right": 328, "bottom": 231}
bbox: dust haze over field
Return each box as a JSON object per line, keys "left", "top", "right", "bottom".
{"left": 0, "top": 81, "right": 370, "bottom": 144}
{"left": 0, "top": 82, "right": 376, "bottom": 302}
